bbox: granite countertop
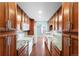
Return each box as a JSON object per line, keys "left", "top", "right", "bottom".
{"left": 16, "top": 40, "right": 29, "bottom": 50}
{"left": 16, "top": 36, "right": 34, "bottom": 50}
{"left": 45, "top": 31, "right": 62, "bottom": 51}
{"left": 52, "top": 32, "right": 62, "bottom": 51}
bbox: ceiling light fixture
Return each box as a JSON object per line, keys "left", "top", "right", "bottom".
{"left": 38, "top": 10, "right": 42, "bottom": 14}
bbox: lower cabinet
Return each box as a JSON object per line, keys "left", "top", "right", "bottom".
{"left": 62, "top": 33, "right": 78, "bottom": 56}
{"left": 0, "top": 37, "right": 5, "bottom": 56}
{"left": 5, "top": 35, "right": 16, "bottom": 56}
{"left": 62, "top": 34, "right": 70, "bottom": 56}
{"left": 0, "top": 34, "right": 16, "bottom": 56}
{"left": 70, "top": 34, "right": 78, "bottom": 56}
{"left": 50, "top": 43, "right": 60, "bottom": 56}
{"left": 18, "top": 45, "right": 28, "bottom": 56}
{"left": 45, "top": 41, "right": 60, "bottom": 56}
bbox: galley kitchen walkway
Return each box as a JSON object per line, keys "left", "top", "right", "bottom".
{"left": 30, "top": 37, "right": 51, "bottom": 56}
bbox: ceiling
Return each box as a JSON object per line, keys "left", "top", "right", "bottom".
{"left": 17, "top": 2, "right": 62, "bottom": 21}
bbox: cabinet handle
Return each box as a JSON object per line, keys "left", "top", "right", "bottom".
{"left": 65, "top": 37, "right": 70, "bottom": 47}
{"left": 7, "top": 36, "right": 11, "bottom": 56}
{"left": 6, "top": 20, "right": 12, "bottom": 30}
{"left": 67, "top": 38, "right": 70, "bottom": 47}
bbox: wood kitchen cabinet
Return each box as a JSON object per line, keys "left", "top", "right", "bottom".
{"left": 48, "top": 6, "right": 62, "bottom": 31}
{"left": 48, "top": 15, "right": 56, "bottom": 31}
{"left": 0, "top": 34, "right": 17, "bottom": 56}
{"left": 16, "top": 5, "right": 22, "bottom": 31}
{"left": 21, "top": 10, "right": 25, "bottom": 23}
{"left": 0, "top": 3, "right": 17, "bottom": 31}
{"left": 48, "top": 17, "right": 54, "bottom": 31}
{"left": 17, "top": 5, "right": 30, "bottom": 32}
{"left": 48, "top": 2, "right": 78, "bottom": 56}
{"left": 62, "top": 34, "right": 70, "bottom": 56}
{"left": 54, "top": 14, "right": 57, "bottom": 30}
{"left": 4, "top": 35, "right": 16, "bottom": 56}
{"left": 62, "top": 2, "right": 78, "bottom": 32}
{"left": 0, "top": 37, "right": 5, "bottom": 56}
{"left": 28, "top": 18, "right": 35, "bottom": 35}
{"left": 71, "top": 2, "right": 78, "bottom": 32}
{"left": 7, "top": 3, "right": 17, "bottom": 30}
{"left": 0, "top": 2, "right": 17, "bottom": 56}
{"left": 62, "top": 3, "right": 72, "bottom": 32}
{"left": 62, "top": 2, "right": 78, "bottom": 56}
{"left": 50, "top": 42, "right": 60, "bottom": 56}
{"left": 69, "top": 2, "right": 78, "bottom": 56}
{"left": 62, "top": 33, "right": 78, "bottom": 56}
{"left": 0, "top": 3, "right": 6, "bottom": 31}
{"left": 45, "top": 41, "right": 60, "bottom": 56}
{"left": 58, "top": 7, "right": 62, "bottom": 31}
{"left": 70, "top": 34, "right": 78, "bottom": 56}
{"left": 24, "top": 14, "right": 29, "bottom": 24}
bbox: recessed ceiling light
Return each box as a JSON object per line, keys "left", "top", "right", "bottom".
{"left": 38, "top": 10, "right": 42, "bottom": 14}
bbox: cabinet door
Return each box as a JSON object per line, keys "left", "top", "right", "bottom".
{"left": 54, "top": 14, "right": 58, "bottom": 30}
{"left": 10, "top": 35, "right": 16, "bottom": 56}
{"left": 28, "top": 19, "right": 34, "bottom": 35}
{"left": 16, "top": 5, "right": 22, "bottom": 31}
{"left": 5, "top": 35, "right": 16, "bottom": 56}
{"left": 0, "top": 3, "right": 6, "bottom": 31}
{"left": 0, "top": 37, "right": 5, "bottom": 56}
{"left": 71, "top": 3, "right": 78, "bottom": 32}
{"left": 0, "top": 3, "right": 17, "bottom": 31}
{"left": 62, "top": 35, "right": 70, "bottom": 56}
{"left": 70, "top": 35, "right": 78, "bottom": 56}
{"left": 21, "top": 11, "right": 25, "bottom": 23}
{"left": 58, "top": 7, "right": 62, "bottom": 31}
{"left": 62, "top": 3, "right": 71, "bottom": 31}
{"left": 51, "top": 44, "right": 60, "bottom": 56}
{"left": 8, "top": 3, "right": 17, "bottom": 29}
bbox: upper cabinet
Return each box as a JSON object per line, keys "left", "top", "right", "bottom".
{"left": 62, "top": 3, "right": 72, "bottom": 32}
{"left": 62, "top": 2, "right": 78, "bottom": 32}
{"left": 8, "top": 3, "right": 17, "bottom": 30}
{"left": 0, "top": 3, "right": 5, "bottom": 31}
{"left": 54, "top": 14, "right": 58, "bottom": 30}
{"left": 0, "top": 3, "right": 17, "bottom": 32}
{"left": 28, "top": 18, "right": 35, "bottom": 35}
{"left": 58, "top": 7, "right": 62, "bottom": 31}
{"left": 16, "top": 5, "right": 22, "bottom": 31}
{"left": 21, "top": 10, "right": 25, "bottom": 23}
{"left": 48, "top": 6, "right": 62, "bottom": 32}
{"left": 16, "top": 5, "right": 35, "bottom": 33}
{"left": 24, "top": 13, "right": 29, "bottom": 24}
{"left": 16, "top": 5, "right": 30, "bottom": 32}
{"left": 71, "top": 2, "right": 78, "bottom": 32}
{"left": 48, "top": 18, "right": 54, "bottom": 31}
